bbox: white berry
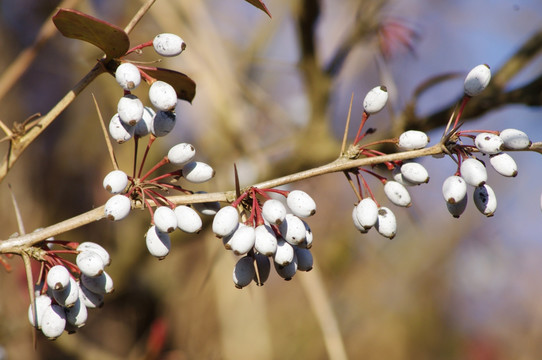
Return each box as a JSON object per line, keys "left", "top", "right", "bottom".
{"left": 400, "top": 162, "right": 429, "bottom": 184}
{"left": 286, "top": 190, "right": 316, "bottom": 217}
{"left": 174, "top": 205, "right": 203, "bottom": 233}
{"left": 28, "top": 294, "right": 52, "bottom": 328}
{"left": 104, "top": 194, "right": 131, "bottom": 221}
{"left": 262, "top": 199, "right": 287, "bottom": 225}
{"left": 182, "top": 161, "right": 215, "bottom": 183}
{"left": 398, "top": 130, "right": 429, "bottom": 150}
{"left": 464, "top": 64, "right": 491, "bottom": 96}
{"left": 153, "top": 206, "right": 178, "bottom": 233}
{"left": 273, "top": 238, "right": 295, "bottom": 266}
{"left": 473, "top": 184, "right": 497, "bottom": 217}
{"left": 442, "top": 175, "right": 467, "bottom": 204}
{"left": 363, "top": 85, "right": 388, "bottom": 114}
{"left": 392, "top": 167, "right": 416, "bottom": 187}
{"left": 167, "top": 143, "right": 196, "bottom": 165}
{"left": 475, "top": 132, "right": 503, "bottom": 154}
{"left": 47, "top": 265, "right": 70, "bottom": 290}
{"left": 300, "top": 219, "right": 313, "bottom": 249}
{"left": 499, "top": 128, "right": 531, "bottom": 150}
{"left": 460, "top": 158, "right": 487, "bottom": 187}
{"left": 212, "top": 205, "right": 239, "bottom": 237}
{"left": 149, "top": 81, "right": 177, "bottom": 111}
{"left": 489, "top": 152, "right": 518, "bottom": 177}
{"left": 109, "top": 113, "right": 135, "bottom": 143}
{"left": 41, "top": 304, "right": 66, "bottom": 340}
{"left": 375, "top": 207, "right": 397, "bottom": 239}
{"left": 254, "top": 224, "right": 278, "bottom": 256}
{"left": 117, "top": 94, "right": 144, "bottom": 126}
{"left": 279, "top": 214, "right": 306, "bottom": 245}
{"left": 352, "top": 206, "right": 368, "bottom": 233}
{"left": 76, "top": 250, "right": 105, "bottom": 277}
{"left": 52, "top": 276, "right": 79, "bottom": 308}
{"left": 355, "top": 198, "right": 378, "bottom": 229}
{"left": 145, "top": 225, "right": 171, "bottom": 260}
{"left": 115, "top": 62, "right": 141, "bottom": 90}
{"left": 153, "top": 33, "right": 186, "bottom": 57}
{"left": 103, "top": 170, "right": 128, "bottom": 194}
{"left": 225, "top": 224, "right": 255, "bottom": 255}
{"left": 384, "top": 180, "right": 412, "bottom": 207}
{"left": 77, "top": 242, "right": 111, "bottom": 266}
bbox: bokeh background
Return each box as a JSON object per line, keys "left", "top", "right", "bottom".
{"left": 0, "top": 0, "right": 542, "bottom": 359}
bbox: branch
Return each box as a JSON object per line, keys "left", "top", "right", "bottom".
{"left": 0, "top": 143, "right": 448, "bottom": 252}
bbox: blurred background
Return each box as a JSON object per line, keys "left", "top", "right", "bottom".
{"left": 0, "top": 0, "right": 542, "bottom": 359}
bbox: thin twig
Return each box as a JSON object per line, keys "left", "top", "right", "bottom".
{"left": 21, "top": 252, "right": 37, "bottom": 348}
{"left": 0, "top": 120, "right": 13, "bottom": 139}
{"left": 124, "top": 0, "right": 158, "bottom": 34}
{"left": 340, "top": 93, "right": 354, "bottom": 156}
{"left": 93, "top": 94, "right": 118, "bottom": 170}
{"left": 8, "top": 184, "right": 26, "bottom": 236}
{"left": 343, "top": 171, "right": 361, "bottom": 202}
{"left": 299, "top": 263, "right": 348, "bottom": 360}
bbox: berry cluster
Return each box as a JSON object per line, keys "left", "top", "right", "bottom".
{"left": 437, "top": 64, "right": 530, "bottom": 217}
{"left": 441, "top": 128, "right": 530, "bottom": 217}
{"left": 345, "top": 64, "right": 527, "bottom": 238}
{"left": 212, "top": 188, "right": 316, "bottom": 288}
{"left": 109, "top": 33, "right": 186, "bottom": 144}
{"left": 27, "top": 241, "right": 112, "bottom": 339}
{"left": 102, "top": 139, "right": 215, "bottom": 259}
{"left": 346, "top": 85, "right": 432, "bottom": 239}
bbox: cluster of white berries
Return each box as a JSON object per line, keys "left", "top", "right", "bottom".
{"left": 348, "top": 83, "right": 433, "bottom": 239}
{"left": 439, "top": 64, "right": 531, "bottom": 217}
{"left": 110, "top": 33, "right": 187, "bottom": 143}
{"left": 352, "top": 154, "right": 431, "bottom": 239}
{"left": 212, "top": 188, "right": 316, "bottom": 288}
{"left": 101, "top": 140, "right": 215, "bottom": 258}
{"left": 442, "top": 128, "right": 530, "bottom": 218}
{"left": 28, "top": 242, "right": 112, "bottom": 340}
{"left": 349, "top": 63, "right": 507, "bottom": 238}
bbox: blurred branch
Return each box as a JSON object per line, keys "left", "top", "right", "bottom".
{"left": 300, "top": 263, "right": 348, "bottom": 360}
{"left": 0, "top": 0, "right": 80, "bottom": 103}
{"left": 401, "top": 28, "right": 542, "bottom": 134}
{"left": 324, "top": 1, "right": 387, "bottom": 76}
